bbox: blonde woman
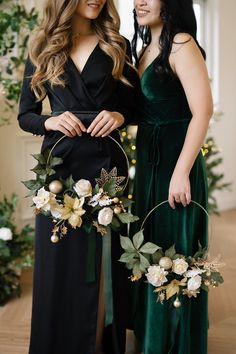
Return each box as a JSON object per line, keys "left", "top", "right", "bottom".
{"left": 17, "top": 1, "right": 138, "bottom": 353}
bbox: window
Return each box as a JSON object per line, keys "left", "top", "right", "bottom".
{"left": 118, "top": 1, "right": 206, "bottom": 46}
{"left": 193, "top": 0, "right": 206, "bottom": 48}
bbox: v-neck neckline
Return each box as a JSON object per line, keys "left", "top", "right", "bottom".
{"left": 68, "top": 42, "right": 99, "bottom": 76}
{"left": 139, "top": 46, "right": 159, "bottom": 81}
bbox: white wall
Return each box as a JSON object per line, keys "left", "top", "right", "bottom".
{"left": 206, "top": 0, "right": 236, "bottom": 210}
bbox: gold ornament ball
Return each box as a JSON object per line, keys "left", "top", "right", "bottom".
{"left": 51, "top": 235, "right": 59, "bottom": 243}
{"left": 159, "top": 257, "right": 173, "bottom": 270}
{"left": 49, "top": 180, "right": 63, "bottom": 194}
{"left": 114, "top": 207, "right": 121, "bottom": 214}
{"left": 206, "top": 271, "right": 211, "bottom": 277}
{"left": 173, "top": 297, "right": 181, "bottom": 308}
{"left": 113, "top": 197, "right": 119, "bottom": 204}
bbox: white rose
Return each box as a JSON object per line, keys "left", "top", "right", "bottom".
{"left": 145, "top": 265, "right": 168, "bottom": 287}
{"left": 172, "top": 258, "right": 189, "bottom": 275}
{"left": 74, "top": 179, "right": 92, "bottom": 198}
{"left": 187, "top": 275, "right": 202, "bottom": 291}
{"left": 0, "top": 227, "right": 13, "bottom": 241}
{"left": 33, "top": 187, "right": 56, "bottom": 211}
{"left": 98, "top": 207, "right": 113, "bottom": 226}
{"left": 184, "top": 267, "right": 206, "bottom": 278}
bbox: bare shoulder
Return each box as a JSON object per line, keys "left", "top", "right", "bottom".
{"left": 171, "top": 32, "right": 196, "bottom": 54}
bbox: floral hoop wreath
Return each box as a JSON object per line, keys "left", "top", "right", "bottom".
{"left": 119, "top": 200, "right": 224, "bottom": 307}
{"left": 23, "top": 132, "right": 139, "bottom": 243}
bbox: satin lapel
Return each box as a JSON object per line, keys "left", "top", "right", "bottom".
{"left": 64, "top": 61, "right": 98, "bottom": 110}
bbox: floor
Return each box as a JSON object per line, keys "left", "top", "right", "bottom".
{"left": 0, "top": 209, "right": 235, "bottom": 354}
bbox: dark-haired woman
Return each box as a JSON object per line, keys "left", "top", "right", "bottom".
{"left": 17, "top": 1, "right": 139, "bottom": 354}
{"left": 131, "top": 0, "right": 213, "bottom": 353}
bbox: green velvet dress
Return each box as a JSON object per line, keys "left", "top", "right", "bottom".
{"left": 131, "top": 61, "right": 208, "bottom": 354}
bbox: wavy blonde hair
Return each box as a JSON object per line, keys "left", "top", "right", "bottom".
{"left": 29, "top": 0, "right": 131, "bottom": 100}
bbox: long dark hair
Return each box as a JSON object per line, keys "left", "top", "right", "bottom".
{"left": 132, "top": 0, "right": 206, "bottom": 77}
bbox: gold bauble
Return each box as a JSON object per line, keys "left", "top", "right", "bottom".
{"left": 49, "top": 180, "right": 63, "bottom": 194}
{"left": 113, "top": 197, "right": 119, "bottom": 204}
{"left": 51, "top": 235, "right": 59, "bottom": 243}
{"left": 114, "top": 207, "right": 122, "bottom": 214}
{"left": 173, "top": 297, "right": 181, "bottom": 308}
{"left": 204, "top": 280, "right": 211, "bottom": 287}
{"left": 159, "top": 257, "right": 173, "bottom": 270}
{"left": 206, "top": 271, "right": 211, "bottom": 277}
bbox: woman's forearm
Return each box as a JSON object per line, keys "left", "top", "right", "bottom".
{"left": 173, "top": 113, "right": 212, "bottom": 175}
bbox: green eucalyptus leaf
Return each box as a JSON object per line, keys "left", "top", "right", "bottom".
{"left": 111, "top": 216, "right": 120, "bottom": 229}
{"left": 119, "top": 252, "right": 137, "bottom": 263}
{"left": 133, "top": 262, "right": 142, "bottom": 277}
{"left": 31, "top": 153, "right": 45, "bottom": 165}
{"left": 140, "top": 242, "right": 160, "bottom": 254}
{"left": 165, "top": 244, "right": 176, "bottom": 258}
{"left": 63, "top": 175, "right": 75, "bottom": 190}
{"left": 22, "top": 180, "right": 42, "bottom": 191}
{"left": 31, "top": 164, "right": 47, "bottom": 176}
{"left": 139, "top": 254, "right": 150, "bottom": 269}
{"left": 120, "top": 236, "right": 135, "bottom": 252}
{"left": 201, "top": 284, "right": 209, "bottom": 292}
{"left": 119, "top": 197, "right": 133, "bottom": 208}
{"left": 133, "top": 230, "right": 144, "bottom": 250}
{"left": 50, "top": 156, "right": 63, "bottom": 167}
{"left": 103, "top": 179, "right": 117, "bottom": 197}
{"left": 152, "top": 250, "right": 164, "bottom": 264}
{"left": 117, "top": 213, "right": 139, "bottom": 224}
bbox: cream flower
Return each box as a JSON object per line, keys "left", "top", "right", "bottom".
{"left": 74, "top": 179, "right": 92, "bottom": 198}
{"left": 88, "top": 192, "right": 113, "bottom": 207}
{"left": 61, "top": 194, "right": 86, "bottom": 228}
{"left": 145, "top": 265, "right": 168, "bottom": 287}
{"left": 98, "top": 207, "right": 113, "bottom": 226}
{"left": 0, "top": 227, "right": 13, "bottom": 241}
{"left": 187, "top": 275, "right": 202, "bottom": 291}
{"left": 50, "top": 202, "right": 64, "bottom": 219}
{"left": 172, "top": 258, "right": 189, "bottom": 275}
{"left": 33, "top": 187, "right": 56, "bottom": 212}
{"left": 184, "top": 267, "right": 206, "bottom": 278}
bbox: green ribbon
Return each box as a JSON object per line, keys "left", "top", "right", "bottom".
{"left": 167, "top": 297, "right": 181, "bottom": 353}
{"left": 102, "top": 229, "right": 113, "bottom": 326}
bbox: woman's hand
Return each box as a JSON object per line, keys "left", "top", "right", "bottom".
{"left": 44, "top": 111, "right": 86, "bottom": 138}
{"left": 87, "top": 110, "right": 125, "bottom": 137}
{"left": 168, "top": 170, "right": 191, "bottom": 209}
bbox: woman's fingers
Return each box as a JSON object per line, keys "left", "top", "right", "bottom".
{"left": 168, "top": 194, "right": 176, "bottom": 209}
{"left": 87, "top": 111, "right": 104, "bottom": 134}
{"left": 59, "top": 118, "right": 77, "bottom": 136}
{"left": 101, "top": 123, "right": 117, "bottom": 137}
{"left": 95, "top": 120, "right": 114, "bottom": 137}
{"left": 67, "top": 112, "right": 87, "bottom": 133}
{"left": 186, "top": 192, "right": 191, "bottom": 205}
{"left": 168, "top": 192, "right": 191, "bottom": 209}
{"left": 87, "top": 111, "right": 124, "bottom": 137}
{"left": 57, "top": 124, "right": 74, "bottom": 137}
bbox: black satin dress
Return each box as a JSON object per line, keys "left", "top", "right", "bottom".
{"left": 17, "top": 42, "right": 139, "bottom": 354}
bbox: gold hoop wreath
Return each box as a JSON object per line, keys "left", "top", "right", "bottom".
{"left": 23, "top": 130, "right": 138, "bottom": 243}
{"left": 119, "top": 200, "right": 224, "bottom": 307}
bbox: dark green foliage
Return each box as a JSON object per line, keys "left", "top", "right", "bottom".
{"left": 0, "top": 2, "right": 38, "bottom": 124}
{"left": 0, "top": 194, "right": 34, "bottom": 306}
